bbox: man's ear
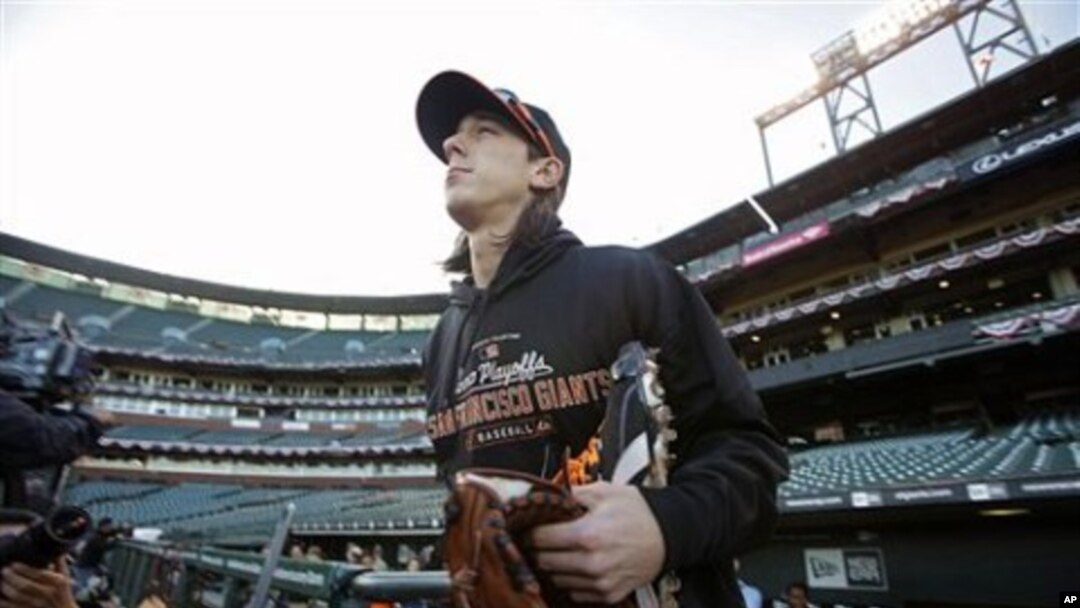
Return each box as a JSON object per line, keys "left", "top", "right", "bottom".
{"left": 530, "top": 157, "right": 564, "bottom": 190}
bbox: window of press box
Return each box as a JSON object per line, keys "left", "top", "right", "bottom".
{"left": 821, "top": 274, "right": 851, "bottom": 291}
{"left": 954, "top": 226, "right": 999, "bottom": 250}
{"left": 763, "top": 350, "right": 791, "bottom": 367}
{"left": 910, "top": 241, "right": 952, "bottom": 264}
{"left": 883, "top": 255, "right": 913, "bottom": 273}
{"left": 785, "top": 335, "right": 831, "bottom": 358}
{"left": 909, "top": 315, "right": 927, "bottom": 331}
{"left": 844, "top": 320, "right": 879, "bottom": 346}
{"left": 997, "top": 217, "right": 1038, "bottom": 236}
{"left": 744, "top": 355, "right": 764, "bottom": 371}
{"left": 1051, "top": 198, "right": 1080, "bottom": 221}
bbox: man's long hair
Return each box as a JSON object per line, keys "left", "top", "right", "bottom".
{"left": 442, "top": 140, "right": 565, "bottom": 274}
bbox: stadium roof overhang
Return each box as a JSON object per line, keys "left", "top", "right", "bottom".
{"left": 649, "top": 39, "right": 1080, "bottom": 264}
{"left": 0, "top": 232, "right": 450, "bottom": 315}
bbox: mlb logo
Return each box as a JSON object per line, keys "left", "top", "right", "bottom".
{"left": 851, "top": 491, "right": 882, "bottom": 508}
{"left": 484, "top": 343, "right": 500, "bottom": 360}
{"left": 967, "top": 483, "right": 991, "bottom": 501}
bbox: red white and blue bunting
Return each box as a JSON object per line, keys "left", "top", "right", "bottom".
{"left": 974, "top": 303, "right": 1080, "bottom": 340}
{"left": 722, "top": 217, "right": 1080, "bottom": 337}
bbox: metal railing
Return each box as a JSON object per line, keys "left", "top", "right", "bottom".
{"left": 108, "top": 541, "right": 452, "bottom": 608}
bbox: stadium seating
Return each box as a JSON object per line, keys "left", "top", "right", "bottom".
{"left": 105, "top": 425, "right": 203, "bottom": 442}
{"left": 6, "top": 282, "right": 121, "bottom": 324}
{"left": 101, "top": 423, "right": 430, "bottom": 450}
{"left": 62, "top": 477, "right": 447, "bottom": 540}
{"left": 111, "top": 307, "right": 202, "bottom": 342}
{"left": 187, "top": 319, "right": 309, "bottom": 351}
{"left": 70, "top": 408, "right": 1080, "bottom": 540}
{"left": 781, "top": 407, "right": 1080, "bottom": 498}
{"left": 260, "top": 432, "right": 353, "bottom": 448}
{"left": 96, "top": 380, "right": 423, "bottom": 406}
{"left": 186, "top": 430, "right": 275, "bottom": 446}
{"left": 0, "top": 275, "right": 21, "bottom": 295}
{"left": 64, "top": 480, "right": 164, "bottom": 506}
{"left": 281, "top": 330, "right": 380, "bottom": 359}
{"left": 338, "top": 427, "right": 428, "bottom": 447}
{"left": 0, "top": 278, "right": 428, "bottom": 364}
{"left": 359, "top": 330, "right": 429, "bottom": 355}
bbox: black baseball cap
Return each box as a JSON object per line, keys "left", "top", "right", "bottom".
{"left": 416, "top": 70, "right": 571, "bottom": 191}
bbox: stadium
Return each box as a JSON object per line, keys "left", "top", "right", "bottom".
{"left": 1, "top": 1, "right": 1078, "bottom": 607}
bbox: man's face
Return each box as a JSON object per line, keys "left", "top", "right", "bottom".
{"left": 787, "top": 586, "right": 809, "bottom": 608}
{"left": 442, "top": 112, "right": 534, "bottom": 229}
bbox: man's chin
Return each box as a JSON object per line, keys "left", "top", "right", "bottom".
{"left": 446, "top": 199, "right": 482, "bottom": 231}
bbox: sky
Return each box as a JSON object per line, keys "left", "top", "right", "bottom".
{"left": 1, "top": 0, "right": 1077, "bottom": 297}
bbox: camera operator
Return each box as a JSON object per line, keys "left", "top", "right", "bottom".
{"left": 1, "top": 311, "right": 114, "bottom": 507}
{"left": 0, "top": 510, "right": 80, "bottom": 608}
{"left": 0, "top": 312, "right": 113, "bottom": 607}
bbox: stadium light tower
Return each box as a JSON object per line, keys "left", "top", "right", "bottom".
{"left": 756, "top": 0, "right": 1040, "bottom": 186}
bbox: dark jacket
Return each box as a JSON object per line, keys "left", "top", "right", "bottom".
{"left": 0, "top": 388, "right": 106, "bottom": 471}
{"left": 423, "top": 223, "right": 789, "bottom": 607}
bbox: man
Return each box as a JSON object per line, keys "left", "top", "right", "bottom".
{"left": 74, "top": 518, "right": 119, "bottom": 570}
{"left": 288, "top": 542, "right": 306, "bottom": 561}
{"left": 346, "top": 542, "right": 363, "bottom": 565}
{"left": 370, "top": 545, "right": 388, "bottom": 571}
{"left": 417, "top": 71, "right": 789, "bottom": 607}
{"left": 783, "top": 581, "right": 816, "bottom": 608}
{"left": 71, "top": 517, "right": 125, "bottom": 607}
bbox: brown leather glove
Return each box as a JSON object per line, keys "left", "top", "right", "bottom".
{"left": 444, "top": 468, "right": 602, "bottom": 608}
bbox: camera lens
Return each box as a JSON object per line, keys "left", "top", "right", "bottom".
{"left": 46, "top": 505, "right": 91, "bottom": 543}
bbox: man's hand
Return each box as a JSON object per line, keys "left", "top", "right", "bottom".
{"left": 0, "top": 559, "right": 79, "bottom": 608}
{"left": 531, "top": 482, "right": 665, "bottom": 605}
{"left": 88, "top": 407, "right": 117, "bottom": 428}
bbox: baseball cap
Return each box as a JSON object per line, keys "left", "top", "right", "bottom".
{"left": 416, "top": 70, "right": 571, "bottom": 191}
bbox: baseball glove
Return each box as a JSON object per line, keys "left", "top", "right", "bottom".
{"left": 443, "top": 468, "right": 629, "bottom": 608}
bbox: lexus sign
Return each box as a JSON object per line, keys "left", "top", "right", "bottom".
{"left": 960, "top": 117, "right": 1080, "bottom": 181}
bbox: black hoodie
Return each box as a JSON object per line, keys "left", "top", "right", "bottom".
{"left": 423, "top": 222, "right": 789, "bottom": 607}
